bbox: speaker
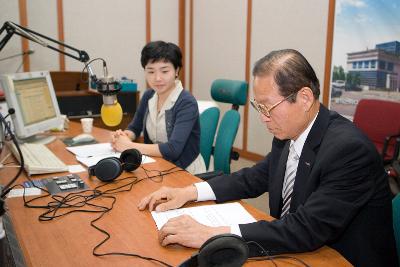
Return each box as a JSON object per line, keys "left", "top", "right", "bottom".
{"left": 179, "top": 234, "right": 249, "bottom": 267}
{"left": 88, "top": 149, "right": 142, "bottom": 182}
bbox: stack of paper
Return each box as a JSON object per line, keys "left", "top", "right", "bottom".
{"left": 66, "top": 143, "right": 155, "bottom": 167}
{"left": 151, "top": 202, "right": 256, "bottom": 230}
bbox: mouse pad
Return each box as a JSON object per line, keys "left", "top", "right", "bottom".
{"left": 62, "top": 137, "right": 98, "bottom": 147}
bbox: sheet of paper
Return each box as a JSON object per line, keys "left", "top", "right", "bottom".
{"left": 67, "top": 142, "right": 155, "bottom": 167}
{"left": 66, "top": 143, "right": 117, "bottom": 158}
{"left": 151, "top": 202, "right": 256, "bottom": 230}
{"left": 76, "top": 153, "right": 155, "bottom": 167}
{"left": 68, "top": 164, "right": 86, "bottom": 173}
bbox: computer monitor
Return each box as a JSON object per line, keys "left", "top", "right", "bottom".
{"left": 0, "top": 71, "right": 62, "bottom": 143}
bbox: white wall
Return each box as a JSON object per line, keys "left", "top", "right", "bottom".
{"left": 191, "top": 0, "right": 248, "bottom": 149}
{"left": 63, "top": 0, "right": 147, "bottom": 92}
{"left": 246, "top": 0, "right": 329, "bottom": 155}
{"left": 151, "top": 0, "right": 179, "bottom": 44}
{"left": 27, "top": 0, "right": 59, "bottom": 71}
{"left": 0, "top": 1, "right": 22, "bottom": 75}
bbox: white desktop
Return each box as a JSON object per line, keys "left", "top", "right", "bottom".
{"left": 0, "top": 71, "right": 68, "bottom": 175}
{"left": 0, "top": 71, "right": 63, "bottom": 144}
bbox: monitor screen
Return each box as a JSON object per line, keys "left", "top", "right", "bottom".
{"left": 0, "top": 71, "right": 62, "bottom": 141}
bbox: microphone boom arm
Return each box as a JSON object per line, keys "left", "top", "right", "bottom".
{"left": 0, "top": 21, "right": 90, "bottom": 63}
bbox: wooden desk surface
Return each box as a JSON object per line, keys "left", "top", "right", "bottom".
{"left": 0, "top": 122, "right": 352, "bottom": 267}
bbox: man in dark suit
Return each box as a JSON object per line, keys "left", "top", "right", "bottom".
{"left": 138, "top": 49, "right": 398, "bottom": 266}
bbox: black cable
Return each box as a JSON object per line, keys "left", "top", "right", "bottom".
{"left": 80, "top": 57, "right": 106, "bottom": 84}
{"left": 0, "top": 112, "right": 24, "bottom": 198}
{"left": 20, "top": 167, "right": 183, "bottom": 266}
{"left": 247, "top": 240, "right": 312, "bottom": 267}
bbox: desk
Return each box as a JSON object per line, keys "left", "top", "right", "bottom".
{"left": 0, "top": 122, "right": 351, "bottom": 267}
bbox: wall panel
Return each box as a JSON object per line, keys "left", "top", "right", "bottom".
{"left": 151, "top": 0, "right": 179, "bottom": 44}
{"left": 248, "top": 0, "right": 329, "bottom": 155}
{"left": 0, "top": 1, "right": 23, "bottom": 75}
{"left": 27, "top": 0, "right": 59, "bottom": 71}
{"left": 63, "top": 0, "right": 147, "bottom": 92}
{"left": 191, "top": 0, "right": 247, "bottom": 149}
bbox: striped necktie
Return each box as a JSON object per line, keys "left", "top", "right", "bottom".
{"left": 281, "top": 143, "right": 299, "bottom": 217}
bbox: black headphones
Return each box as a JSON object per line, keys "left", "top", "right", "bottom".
{"left": 88, "top": 149, "right": 142, "bottom": 182}
{"left": 179, "top": 234, "right": 249, "bottom": 267}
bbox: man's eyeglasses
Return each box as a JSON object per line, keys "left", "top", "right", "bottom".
{"left": 250, "top": 93, "right": 295, "bottom": 118}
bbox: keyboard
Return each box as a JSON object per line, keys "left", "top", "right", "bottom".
{"left": 7, "top": 142, "right": 68, "bottom": 175}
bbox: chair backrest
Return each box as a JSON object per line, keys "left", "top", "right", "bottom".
{"left": 393, "top": 194, "right": 400, "bottom": 263}
{"left": 211, "top": 79, "right": 248, "bottom": 109}
{"left": 214, "top": 110, "right": 240, "bottom": 174}
{"left": 210, "top": 79, "right": 248, "bottom": 174}
{"left": 199, "top": 107, "right": 220, "bottom": 170}
{"left": 353, "top": 99, "right": 400, "bottom": 161}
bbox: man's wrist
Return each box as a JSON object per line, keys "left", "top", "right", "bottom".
{"left": 186, "top": 184, "right": 198, "bottom": 202}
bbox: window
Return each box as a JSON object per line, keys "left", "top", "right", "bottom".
{"left": 352, "top": 62, "right": 357, "bottom": 69}
{"left": 388, "top": 62, "right": 394, "bottom": 71}
{"left": 379, "top": 60, "right": 386, "bottom": 70}
{"left": 371, "top": 60, "right": 376, "bottom": 68}
{"left": 364, "top": 61, "right": 369, "bottom": 68}
{"left": 358, "top": 61, "right": 363, "bottom": 68}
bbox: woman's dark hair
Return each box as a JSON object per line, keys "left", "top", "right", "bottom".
{"left": 140, "top": 41, "right": 183, "bottom": 71}
{"left": 252, "top": 49, "right": 320, "bottom": 101}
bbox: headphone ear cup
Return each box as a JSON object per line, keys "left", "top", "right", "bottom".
{"left": 197, "top": 234, "right": 249, "bottom": 267}
{"left": 91, "top": 157, "right": 123, "bottom": 182}
{"left": 120, "top": 148, "right": 142, "bottom": 172}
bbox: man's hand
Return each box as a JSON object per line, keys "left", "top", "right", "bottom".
{"left": 137, "top": 186, "right": 198, "bottom": 212}
{"left": 158, "top": 215, "right": 230, "bottom": 248}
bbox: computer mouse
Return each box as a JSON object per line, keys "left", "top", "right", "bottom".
{"left": 72, "top": 133, "right": 95, "bottom": 144}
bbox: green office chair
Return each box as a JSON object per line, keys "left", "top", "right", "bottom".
{"left": 197, "top": 79, "right": 248, "bottom": 178}
{"left": 200, "top": 107, "right": 220, "bottom": 170}
{"left": 393, "top": 193, "right": 400, "bottom": 263}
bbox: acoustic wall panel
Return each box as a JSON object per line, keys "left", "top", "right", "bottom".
{"left": 191, "top": 0, "right": 247, "bottom": 149}
{"left": 27, "top": 0, "right": 59, "bottom": 72}
{"left": 247, "top": 0, "right": 329, "bottom": 155}
{"left": 0, "top": 1, "right": 22, "bottom": 75}
{"left": 63, "top": 0, "right": 147, "bottom": 93}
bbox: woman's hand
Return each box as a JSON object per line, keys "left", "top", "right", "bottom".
{"left": 111, "top": 133, "right": 134, "bottom": 152}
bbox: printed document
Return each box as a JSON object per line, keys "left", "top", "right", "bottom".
{"left": 66, "top": 143, "right": 155, "bottom": 167}
{"left": 151, "top": 202, "right": 256, "bottom": 230}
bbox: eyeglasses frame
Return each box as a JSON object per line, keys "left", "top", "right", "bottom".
{"left": 250, "top": 92, "right": 296, "bottom": 118}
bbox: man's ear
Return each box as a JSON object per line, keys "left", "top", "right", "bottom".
{"left": 298, "top": 87, "right": 314, "bottom": 111}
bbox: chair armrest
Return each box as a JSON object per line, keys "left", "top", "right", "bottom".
{"left": 195, "top": 170, "right": 224, "bottom": 181}
{"left": 383, "top": 134, "right": 400, "bottom": 162}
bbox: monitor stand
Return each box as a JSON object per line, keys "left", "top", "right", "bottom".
{"left": 20, "top": 134, "right": 56, "bottom": 145}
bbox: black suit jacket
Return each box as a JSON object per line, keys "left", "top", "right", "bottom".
{"left": 208, "top": 105, "right": 398, "bottom": 267}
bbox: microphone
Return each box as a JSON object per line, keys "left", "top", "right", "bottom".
{"left": 87, "top": 61, "right": 123, "bottom": 126}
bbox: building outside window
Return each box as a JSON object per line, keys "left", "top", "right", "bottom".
{"left": 379, "top": 60, "right": 386, "bottom": 70}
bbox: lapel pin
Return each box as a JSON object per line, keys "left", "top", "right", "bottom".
{"left": 305, "top": 162, "right": 311, "bottom": 166}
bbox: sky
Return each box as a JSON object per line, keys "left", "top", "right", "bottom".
{"left": 332, "top": 0, "right": 400, "bottom": 70}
